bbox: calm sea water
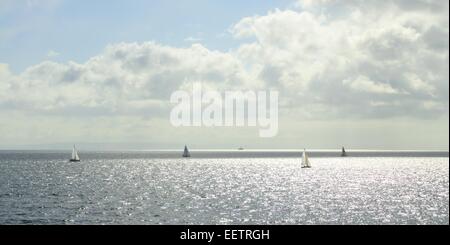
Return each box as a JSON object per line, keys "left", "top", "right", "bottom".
{"left": 0, "top": 151, "right": 448, "bottom": 225}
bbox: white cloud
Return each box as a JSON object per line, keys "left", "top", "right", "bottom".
{"left": 2, "top": 1, "right": 448, "bottom": 120}
{"left": 2, "top": 1, "right": 449, "bottom": 119}
{"left": 230, "top": 0, "right": 448, "bottom": 117}
{"left": 0, "top": 0, "right": 448, "bottom": 147}
{"left": 1, "top": 42, "right": 253, "bottom": 116}
{"left": 343, "top": 76, "right": 401, "bottom": 94}
{"left": 46, "top": 50, "right": 60, "bottom": 58}
{"left": 184, "top": 37, "right": 203, "bottom": 42}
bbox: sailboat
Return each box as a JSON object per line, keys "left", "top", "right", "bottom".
{"left": 70, "top": 145, "right": 81, "bottom": 162}
{"left": 183, "top": 145, "right": 191, "bottom": 158}
{"left": 341, "top": 147, "right": 347, "bottom": 157}
{"left": 301, "top": 149, "right": 312, "bottom": 168}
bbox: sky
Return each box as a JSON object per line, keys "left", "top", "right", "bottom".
{"left": 0, "top": 0, "right": 449, "bottom": 150}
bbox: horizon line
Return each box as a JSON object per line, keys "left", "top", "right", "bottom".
{"left": 0, "top": 148, "right": 448, "bottom": 152}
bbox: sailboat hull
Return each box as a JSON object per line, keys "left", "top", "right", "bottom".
{"left": 69, "top": 159, "right": 81, "bottom": 162}
{"left": 341, "top": 148, "right": 347, "bottom": 157}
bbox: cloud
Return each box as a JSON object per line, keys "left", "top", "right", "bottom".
{"left": 231, "top": 0, "right": 448, "bottom": 118}
{"left": 184, "top": 37, "right": 203, "bottom": 42}
{"left": 1, "top": 0, "right": 448, "bottom": 122}
{"left": 46, "top": 50, "right": 60, "bottom": 58}
{"left": 1, "top": 42, "right": 252, "bottom": 117}
{"left": 343, "top": 76, "right": 402, "bottom": 94}
{"left": 297, "top": 0, "right": 449, "bottom": 14}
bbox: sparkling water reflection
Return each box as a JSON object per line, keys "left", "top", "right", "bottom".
{"left": 0, "top": 152, "right": 448, "bottom": 225}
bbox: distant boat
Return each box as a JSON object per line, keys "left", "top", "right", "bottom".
{"left": 341, "top": 147, "right": 347, "bottom": 157}
{"left": 301, "top": 149, "right": 312, "bottom": 168}
{"left": 183, "top": 145, "right": 191, "bottom": 158}
{"left": 238, "top": 147, "right": 244, "bottom": 151}
{"left": 70, "top": 145, "right": 81, "bottom": 162}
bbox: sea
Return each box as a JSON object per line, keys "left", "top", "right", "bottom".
{"left": 0, "top": 150, "right": 448, "bottom": 225}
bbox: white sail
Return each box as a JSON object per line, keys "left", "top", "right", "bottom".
{"left": 183, "top": 145, "right": 191, "bottom": 157}
{"left": 72, "top": 146, "right": 76, "bottom": 159}
{"left": 74, "top": 148, "right": 80, "bottom": 161}
{"left": 72, "top": 145, "right": 80, "bottom": 161}
{"left": 302, "top": 149, "right": 311, "bottom": 168}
